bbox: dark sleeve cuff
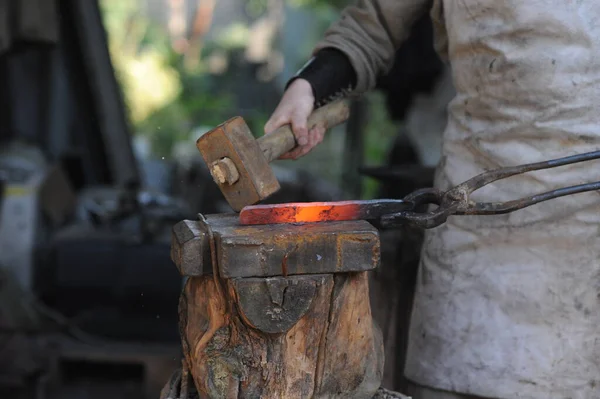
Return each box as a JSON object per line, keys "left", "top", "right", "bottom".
{"left": 285, "top": 48, "right": 357, "bottom": 108}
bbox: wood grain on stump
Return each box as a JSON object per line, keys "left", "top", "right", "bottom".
{"left": 179, "top": 271, "right": 384, "bottom": 399}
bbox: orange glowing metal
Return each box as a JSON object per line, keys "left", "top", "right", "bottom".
{"left": 239, "top": 199, "right": 413, "bottom": 226}
{"left": 240, "top": 202, "right": 361, "bottom": 225}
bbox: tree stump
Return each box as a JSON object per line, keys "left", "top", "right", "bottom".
{"left": 169, "top": 214, "right": 385, "bottom": 399}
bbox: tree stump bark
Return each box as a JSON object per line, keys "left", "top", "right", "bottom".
{"left": 179, "top": 271, "right": 384, "bottom": 399}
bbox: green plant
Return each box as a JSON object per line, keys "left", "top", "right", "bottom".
{"left": 361, "top": 92, "right": 403, "bottom": 199}
{"left": 286, "top": 0, "right": 350, "bottom": 11}
{"left": 99, "top": 0, "right": 398, "bottom": 190}
{"left": 100, "top": 0, "right": 238, "bottom": 158}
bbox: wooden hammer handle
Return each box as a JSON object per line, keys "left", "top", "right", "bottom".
{"left": 257, "top": 99, "right": 351, "bottom": 162}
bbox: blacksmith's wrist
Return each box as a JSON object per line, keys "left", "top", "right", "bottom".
{"left": 285, "top": 48, "right": 357, "bottom": 108}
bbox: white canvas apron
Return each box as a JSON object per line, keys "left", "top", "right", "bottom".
{"left": 404, "top": 1, "right": 600, "bottom": 398}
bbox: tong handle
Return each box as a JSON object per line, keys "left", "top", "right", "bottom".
{"left": 381, "top": 149, "right": 600, "bottom": 229}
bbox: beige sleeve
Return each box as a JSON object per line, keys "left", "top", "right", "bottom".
{"left": 314, "top": 0, "right": 431, "bottom": 94}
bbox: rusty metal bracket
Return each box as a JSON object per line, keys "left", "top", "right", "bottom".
{"left": 382, "top": 149, "right": 600, "bottom": 229}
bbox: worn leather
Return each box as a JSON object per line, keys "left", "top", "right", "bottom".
{"left": 316, "top": 1, "right": 600, "bottom": 398}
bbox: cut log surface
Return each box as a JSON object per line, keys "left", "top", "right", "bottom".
{"left": 179, "top": 271, "right": 385, "bottom": 399}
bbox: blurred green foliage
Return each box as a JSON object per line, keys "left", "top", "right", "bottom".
{"left": 99, "top": 0, "right": 348, "bottom": 158}
{"left": 287, "top": 0, "right": 349, "bottom": 11}
{"left": 100, "top": 0, "right": 238, "bottom": 157}
{"left": 362, "top": 92, "right": 402, "bottom": 198}
{"left": 100, "top": 0, "right": 399, "bottom": 199}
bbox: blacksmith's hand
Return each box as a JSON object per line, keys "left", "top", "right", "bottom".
{"left": 264, "top": 79, "right": 326, "bottom": 160}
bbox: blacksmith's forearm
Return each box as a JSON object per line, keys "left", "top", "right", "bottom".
{"left": 314, "top": 0, "right": 431, "bottom": 93}
{"left": 287, "top": 48, "right": 357, "bottom": 108}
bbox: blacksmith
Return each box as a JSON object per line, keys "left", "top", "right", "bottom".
{"left": 265, "top": 1, "right": 600, "bottom": 398}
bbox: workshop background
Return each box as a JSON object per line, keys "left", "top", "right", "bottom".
{"left": 0, "top": 0, "right": 453, "bottom": 398}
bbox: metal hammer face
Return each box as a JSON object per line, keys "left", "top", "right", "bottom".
{"left": 196, "top": 116, "right": 279, "bottom": 212}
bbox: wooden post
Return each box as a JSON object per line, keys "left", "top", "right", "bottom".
{"left": 168, "top": 214, "right": 386, "bottom": 399}
{"left": 180, "top": 272, "right": 383, "bottom": 398}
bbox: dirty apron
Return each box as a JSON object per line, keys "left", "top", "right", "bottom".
{"left": 404, "top": 2, "right": 600, "bottom": 399}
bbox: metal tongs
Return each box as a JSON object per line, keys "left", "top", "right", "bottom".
{"left": 381, "top": 150, "right": 600, "bottom": 229}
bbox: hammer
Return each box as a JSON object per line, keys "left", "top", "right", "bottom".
{"left": 196, "top": 100, "right": 351, "bottom": 211}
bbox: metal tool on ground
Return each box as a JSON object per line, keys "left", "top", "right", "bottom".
{"left": 196, "top": 100, "right": 351, "bottom": 212}
{"left": 238, "top": 149, "right": 600, "bottom": 229}
{"left": 239, "top": 199, "right": 413, "bottom": 225}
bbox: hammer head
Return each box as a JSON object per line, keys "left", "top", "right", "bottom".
{"left": 196, "top": 116, "right": 279, "bottom": 212}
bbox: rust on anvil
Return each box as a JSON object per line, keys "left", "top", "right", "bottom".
{"left": 239, "top": 199, "right": 413, "bottom": 226}
{"left": 199, "top": 214, "right": 380, "bottom": 279}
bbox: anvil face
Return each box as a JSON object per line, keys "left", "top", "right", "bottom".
{"left": 171, "top": 214, "right": 381, "bottom": 278}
